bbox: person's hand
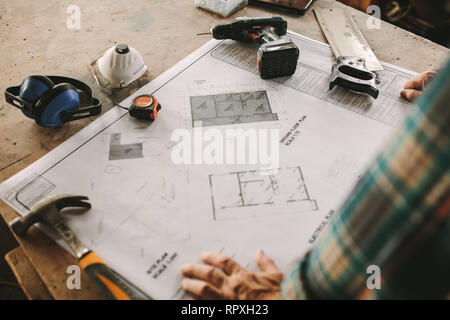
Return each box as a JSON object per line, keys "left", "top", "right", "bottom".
{"left": 400, "top": 69, "right": 436, "bottom": 101}
{"left": 181, "top": 249, "right": 283, "bottom": 300}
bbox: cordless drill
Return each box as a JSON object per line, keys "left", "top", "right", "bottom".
{"left": 211, "top": 16, "right": 299, "bottom": 79}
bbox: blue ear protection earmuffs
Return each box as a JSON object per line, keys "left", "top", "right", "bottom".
{"left": 5, "top": 75, "right": 101, "bottom": 127}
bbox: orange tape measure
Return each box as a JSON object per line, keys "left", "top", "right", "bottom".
{"left": 129, "top": 95, "right": 161, "bottom": 121}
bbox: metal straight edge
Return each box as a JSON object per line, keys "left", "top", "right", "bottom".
{"left": 313, "top": 7, "right": 384, "bottom": 72}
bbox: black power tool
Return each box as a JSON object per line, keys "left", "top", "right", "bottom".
{"left": 209, "top": 16, "right": 299, "bottom": 79}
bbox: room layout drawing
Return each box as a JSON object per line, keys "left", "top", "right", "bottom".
{"left": 109, "top": 133, "right": 144, "bottom": 161}
{"left": 4, "top": 173, "right": 55, "bottom": 211}
{"left": 190, "top": 90, "right": 278, "bottom": 127}
{"left": 209, "top": 166, "right": 318, "bottom": 220}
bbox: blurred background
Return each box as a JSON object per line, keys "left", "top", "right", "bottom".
{"left": 337, "top": 0, "right": 450, "bottom": 47}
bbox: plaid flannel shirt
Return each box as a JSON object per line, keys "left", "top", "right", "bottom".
{"left": 281, "top": 59, "right": 450, "bottom": 299}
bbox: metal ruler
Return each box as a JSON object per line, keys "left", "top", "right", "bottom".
{"left": 314, "top": 7, "right": 383, "bottom": 72}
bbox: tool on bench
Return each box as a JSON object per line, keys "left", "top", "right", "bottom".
{"left": 201, "top": 16, "right": 300, "bottom": 79}
{"left": 10, "top": 195, "right": 151, "bottom": 300}
{"left": 129, "top": 94, "right": 161, "bottom": 121}
{"left": 5, "top": 76, "right": 102, "bottom": 127}
{"left": 90, "top": 43, "right": 148, "bottom": 89}
{"left": 314, "top": 8, "right": 383, "bottom": 99}
{"left": 115, "top": 94, "right": 161, "bottom": 121}
{"left": 194, "top": 0, "right": 248, "bottom": 18}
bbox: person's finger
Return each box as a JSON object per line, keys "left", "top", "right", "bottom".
{"left": 400, "top": 88, "right": 422, "bottom": 101}
{"left": 403, "top": 70, "right": 436, "bottom": 90}
{"left": 200, "top": 252, "right": 242, "bottom": 275}
{"left": 181, "top": 278, "right": 223, "bottom": 300}
{"left": 255, "top": 249, "right": 280, "bottom": 273}
{"left": 181, "top": 263, "right": 226, "bottom": 287}
{"left": 403, "top": 76, "right": 425, "bottom": 90}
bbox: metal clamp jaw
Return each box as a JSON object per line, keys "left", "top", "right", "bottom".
{"left": 329, "top": 56, "right": 379, "bottom": 99}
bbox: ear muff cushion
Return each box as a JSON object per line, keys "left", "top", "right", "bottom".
{"left": 34, "top": 83, "right": 80, "bottom": 127}
{"left": 18, "top": 76, "right": 54, "bottom": 118}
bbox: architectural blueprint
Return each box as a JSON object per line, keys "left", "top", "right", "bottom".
{"left": 0, "top": 32, "right": 416, "bottom": 299}
{"left": 190, "top": 90, "right": 278, "bottom": 127}
{"left": 210, "top": 166, "right": 318, "bottom": 220}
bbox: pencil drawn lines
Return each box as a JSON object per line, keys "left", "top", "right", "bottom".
{"left": 190, "top": 90, "right": 278, "bottom": 127}
{"left": 5, "top": 173, "right": 55, "bottom": 211}
{"left": 109, "top": 133, "right": 143, "bottom": 161}
{"left": 209, "top": 166, "right": 318, "bottom": 221}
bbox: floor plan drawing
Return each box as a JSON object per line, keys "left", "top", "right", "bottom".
{"left": 190, "top": 90, "right": 278, "bottom": 127}
{"left": 4, "top": 173, "right": 55, "bottom": 211}
{"left": 109, "top": 133, "right": 144, "bottom": 161}
{"left": 209, "top": 166, "right": 318, "bottom": 220}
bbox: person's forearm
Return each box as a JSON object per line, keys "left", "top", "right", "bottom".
{"left": 281, "top": 61, "right": 450, "bottom": 299}
{"left": 281, "top": 252, "right": 315, "bottom": 299}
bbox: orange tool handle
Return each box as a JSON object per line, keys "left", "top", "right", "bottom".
{"left": 79, "top": 251, "right": 151, "bottom": 300}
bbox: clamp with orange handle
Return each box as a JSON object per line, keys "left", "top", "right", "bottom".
{"left": 79, "top": 250, "right": 150, "bottom": 300}
{"left": 9, "top": 194, "right": 151, "bottom": 300}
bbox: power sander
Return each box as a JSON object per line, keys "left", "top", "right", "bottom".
{"left": 201, "top": 16, "right": 300, "bottom": 79}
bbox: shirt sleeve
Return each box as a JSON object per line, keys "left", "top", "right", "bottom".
{"left": 281, "top": 59, "right": 450, "bottom": 300}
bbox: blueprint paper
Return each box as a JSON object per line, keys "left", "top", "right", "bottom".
{"left": 0, "top": 32, "right": 416, "bottom": 299}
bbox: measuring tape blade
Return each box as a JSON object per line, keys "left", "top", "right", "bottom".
{"left": 314, "top": 7, "right": 383, "bottom": 72}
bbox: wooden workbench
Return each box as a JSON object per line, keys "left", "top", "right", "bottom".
{"left": 0, "top": 0, "right": 448, "bottom": 299}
